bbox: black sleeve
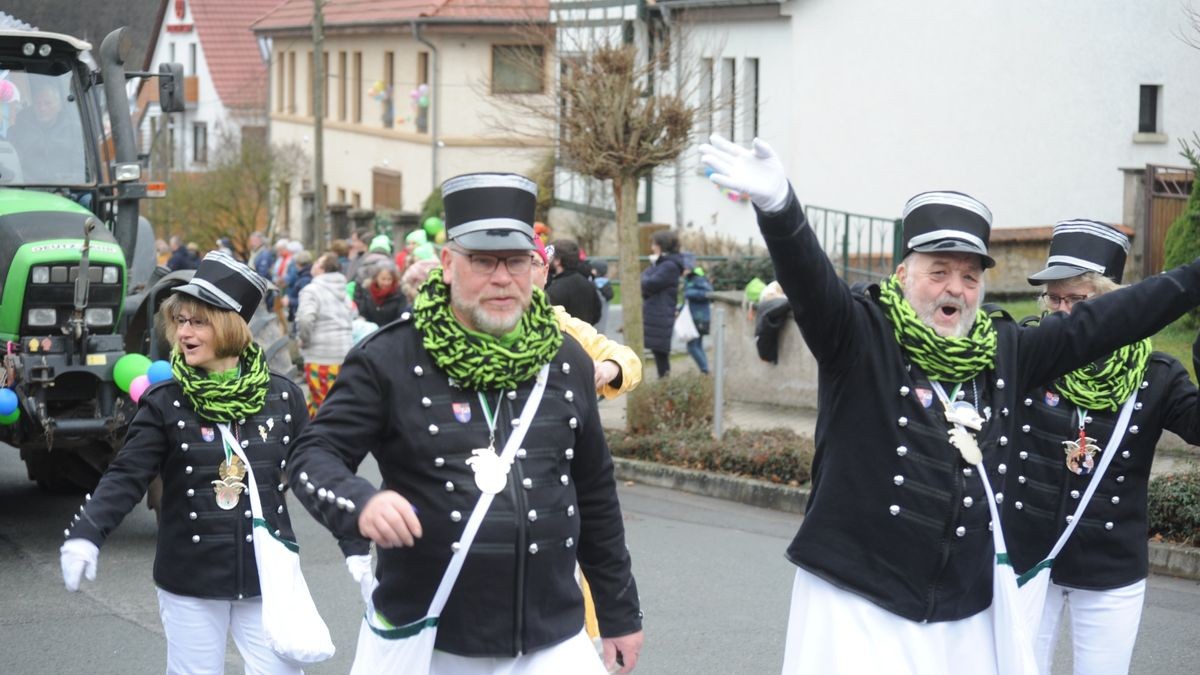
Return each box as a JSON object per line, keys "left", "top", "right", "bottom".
{"left": 568, "top": 353, "right": 642, "bottom": 638}
{"left": 287, "top": 344, "right": 387, "bottom": 550}
{"left": 1017, "top": 261, "right": 1200, "bottom": 390}
{"left": 756, "top": 188, "right": 864, "bottom": 371}
{"left": 1159, "top": 346, "right": 1200, "bottom": 446}
{"left": 68, "top": 396, "right": 169, "bottom": 547}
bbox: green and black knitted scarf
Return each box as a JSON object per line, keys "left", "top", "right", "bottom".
{"left": 1056, "top": 339, "right": 1151, "bottom": 412}
{"left": 171, "top": 341, "right": 270, "bottom": 421}
{"left": 877, "top": 275, "right": 998, "bottom": 383}
{"left": 413, "top": 268, "right": 562, "bottom": 392}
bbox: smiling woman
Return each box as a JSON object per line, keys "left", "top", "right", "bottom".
{"left": 159, "top": 293, "right": 252, "bottom": 372}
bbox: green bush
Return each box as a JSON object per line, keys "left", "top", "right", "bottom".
{"left": 614, "top": 373, "right": 815, "bottom": 485}
{"left": 610, "top": 427, "right": 815, "bottom": 486}
{"left": 625, "top": 374, "right": 714, "bottom": 434}
{"left": 708, "top": 257, "right": 776, "bottom": 292}
{"left": 1160, "top": 135, "right": 1200, "bottom": 326}
{"left": 1148, "top": 470, "right": 1200, "bottom": 545}
{"left": 420, "top": 187, "right": 443, "bottom": 224}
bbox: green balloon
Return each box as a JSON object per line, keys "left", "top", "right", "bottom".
{"left": 0, "top": 408, "right": 18, "bottom": 425}
{"left": 423, "top": 216, "right": 444, "bottom": 237}
{"left": 113, "top": 353, "right": 152, "bottom": 392}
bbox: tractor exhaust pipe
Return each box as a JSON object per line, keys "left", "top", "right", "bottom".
{"left": 98, "top": 28, "right": 139, "bottom": 267}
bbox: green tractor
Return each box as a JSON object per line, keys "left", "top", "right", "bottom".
{"left": 0, "top": 27, "right": 293, "bottom": 493}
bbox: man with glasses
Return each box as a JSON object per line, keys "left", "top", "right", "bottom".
{"left": 287, "top": 173, "right": 644, "bottom": 674}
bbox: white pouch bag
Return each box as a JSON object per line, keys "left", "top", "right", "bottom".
{"left": 674, "top": 304, "right": 700, "bottom": 344}
{"left": 219, "top": 424, "right": 336, "bottom": 665}
{"left": 349, "top": 364, "right": 551, "bottom": 675}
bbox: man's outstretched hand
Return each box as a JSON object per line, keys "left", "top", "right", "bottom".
{"left": 698, "top": 135, "right": 790, "bottom": 214}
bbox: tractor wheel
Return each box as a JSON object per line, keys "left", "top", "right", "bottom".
{"left": 26, "top": 442, "right": 115, "bottom": 494}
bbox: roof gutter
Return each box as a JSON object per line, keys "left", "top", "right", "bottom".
{"left": 412, "top": 20, "right": 440, "bottom": 193}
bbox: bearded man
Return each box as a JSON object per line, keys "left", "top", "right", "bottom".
{"left": 287, "top": 173, "right": 643, "bottom": 674}
{"left": 700, "top": 136, "right": 1200, "bottom": 675}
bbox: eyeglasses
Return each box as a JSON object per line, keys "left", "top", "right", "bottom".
{"left": 174, "top": 314, "right": 211, "bottom": 329}
{"left": 1041, "top": 292, "right": 1091, "bottom": 309}
{"left": 451, "top": 249, "right": 533, "bottom": 276}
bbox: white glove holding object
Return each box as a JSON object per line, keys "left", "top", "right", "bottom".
{"left": 345, "top": 554, "right": 377, "bottom": 606}
{"left": 60, "top": 538, "right": 99, "bottom": 592}
{"left": 698, "top": 134, "right": 791, "bottom": 213}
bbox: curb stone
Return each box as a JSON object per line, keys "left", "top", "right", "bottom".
{"left": 613, "top": 457, "right": 1200, "bottom": 582}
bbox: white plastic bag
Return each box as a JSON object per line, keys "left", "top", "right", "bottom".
{"left": 674, "top": 305, "right": 700, "bottom": 343}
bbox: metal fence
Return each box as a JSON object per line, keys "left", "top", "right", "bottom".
{"left": 804, "top": 204, "right": 903, "bottom": 284}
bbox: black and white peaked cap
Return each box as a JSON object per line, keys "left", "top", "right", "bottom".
{"left": 442, "top": 172, "right": 537, "bottom": 251}
{"left": 902, "top": 191, "right": 995, "bottom": 269}
{"left": 1028, "top": 219, "right": 1130, "bottom": 285}
{"left": 171, "top": 251, "right": 269, "bottom": 322}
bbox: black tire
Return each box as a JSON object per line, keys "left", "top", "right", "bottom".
{"left": 26, "top": 442, "right": 115, "bottom": 494}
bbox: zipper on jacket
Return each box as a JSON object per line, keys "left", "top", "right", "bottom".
{"left": 503, "top": 397, "right": 530, "bottom": 656}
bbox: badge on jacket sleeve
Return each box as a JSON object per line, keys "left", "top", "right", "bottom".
{"left": 452, "top": 402, "right": 472, "bottom": 424}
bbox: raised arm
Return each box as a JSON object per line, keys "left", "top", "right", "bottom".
{"left": 1018, "top": 261, "right": 1200, "bottom": 389}
{"left": 699, "top": 135, "right": 864, "bottom": 369}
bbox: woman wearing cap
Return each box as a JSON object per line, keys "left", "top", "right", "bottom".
{"left": 1005, "top": 220, "right": 1200, "bottom": 675}
{"left": 58, "top": 252, "right": 316, "bottom": 673}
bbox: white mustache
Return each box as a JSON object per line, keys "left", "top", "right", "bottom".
{"left": 935, "top": 294, "right": 967, "bottom": 312}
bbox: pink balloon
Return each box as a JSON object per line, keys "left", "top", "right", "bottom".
{"left": 129, "top": 374, "right": 151, "bottom": 403}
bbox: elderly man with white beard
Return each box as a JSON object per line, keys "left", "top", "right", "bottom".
{"left": 699, "top": 135, "right": 1200, "bottom": 675}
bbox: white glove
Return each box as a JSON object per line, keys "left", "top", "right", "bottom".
{"left": 60, "top": 538, "right": 99, "bottom": 592}
{"left": 345, "top": 554, "right": 377, "bottom": 606}
{"left": 698, "top": 134, "right": 791, "bottom": 213}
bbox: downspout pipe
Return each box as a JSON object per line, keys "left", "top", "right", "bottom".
{"left": 99, "top": 28, "right": 139, "bottom": 264}
{"left": 412, "top": 22, "right": 439, "bottom": 193}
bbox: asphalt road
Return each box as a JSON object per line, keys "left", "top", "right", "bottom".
{"left": 1, "top": 442, "right": 1198, "bottom": 674}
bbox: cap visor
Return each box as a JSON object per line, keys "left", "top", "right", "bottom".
{"left": 452, "top": 229, "right": 534, "bottom": 251}
{"left": 1027, "top": 264, "right": 1089, "bottom": 286}
{"left": 909, "top": 240, "right": 996, "bottom": 269}
{"left": 171, "top": 283, "right": 237, "bottom": 313}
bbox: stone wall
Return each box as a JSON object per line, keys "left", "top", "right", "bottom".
{"left": 711, "top": 292, "right": 818, "bottom": 408}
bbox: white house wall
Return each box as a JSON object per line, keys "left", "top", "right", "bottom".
{"left": 142, "top": 1, "right": 234, "bottom": 173}
{"left": 657, "top": 0, "right": 1200, "bottom": 243}
{"left": 269, "top": 29, "right": 553, "bottom": 238}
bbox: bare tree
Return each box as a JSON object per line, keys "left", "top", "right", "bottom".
{"left": 145, "top": 130, "right": 307, "bottom": 258}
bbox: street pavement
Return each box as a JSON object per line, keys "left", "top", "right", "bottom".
{"left": 2, "top": 441, "right": 1199, "bottom": 674}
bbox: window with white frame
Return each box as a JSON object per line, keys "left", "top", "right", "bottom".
{"left": 720, "top": 58, "right": 736, "bottom": 140}
{"left": 699, "top": 58, "right": 713, "bottom": 138}
{"left": 743, "top": 58, "right": 759, "bottom": 141}
{"left": 492, "top": 45, "right": 545, "bottom": 94}
{"left": 193, "top": 122, "right": 207, "bottom": 164}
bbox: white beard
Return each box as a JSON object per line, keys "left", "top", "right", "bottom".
{"left": 902, "top": 285, "right": 982, "bottom": 338}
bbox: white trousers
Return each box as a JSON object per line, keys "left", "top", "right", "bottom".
{"left": 156, "top": 588, "right": 303, "bottom": 675}
{"left": 781, "top": 568, "right": 998, "bottom": 675}
{"left": 1034, "top": 579, "right": 1147, "bottom": 675}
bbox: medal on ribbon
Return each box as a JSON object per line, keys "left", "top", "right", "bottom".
{"left": 1064, "top": 407, "right": 1100, "bottom": 475}
{"left": 212, "top": 442, "right": 247, "bottom": 509}
{"left": 467, "top": 446, "right": 512, "bottom": 494}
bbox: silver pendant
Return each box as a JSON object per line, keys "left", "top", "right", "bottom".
{"left": 948, "top": 427, "right": 983, "bottom": 465}
{"left": 258, "top": 424, "right": 268, "bottom": 442}
{"left": 466, "top": 448, "right": 511, "bottom": 495}
{"left": 945, "top": 401, "right": 985, "bottom": 431}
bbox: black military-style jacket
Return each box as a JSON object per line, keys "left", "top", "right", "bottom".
{"left": 66, "top": 373, "right": 309, "bottom": 600}
{"left": 287, "top": 312, "right": 642, "bottom": 658}
{"left": 1005, "top": 349, "right": 1200, "bottom": 589}
{"left": 758, "top": 191, "right": 1200, "bottom": 623}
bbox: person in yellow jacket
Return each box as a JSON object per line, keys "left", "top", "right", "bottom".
{"left": 532, "top": 238, "right": 641, "bottom": 649}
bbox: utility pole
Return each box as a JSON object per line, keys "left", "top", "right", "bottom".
{"left": 311, "top": 0, "right": 325, "bottom": 251}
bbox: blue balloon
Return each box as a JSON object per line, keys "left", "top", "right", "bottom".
{"left": 147, "top": 360, "right": 173, "bottom": 385}
{"left": 0, "top": 388, "right": 16, "bottom": 416}
{"left": 704, "top": 167, "right": 715, "bottom": 178}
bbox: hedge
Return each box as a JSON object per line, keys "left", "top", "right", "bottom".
{"left": 1148, "top": 470, "right": 1200, "bottom": 546}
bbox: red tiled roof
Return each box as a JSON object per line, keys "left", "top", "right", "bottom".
{"left": 191, "top": 0, "right": 285, "bottom": 110}
{"left": 252, "top": 0, "right": 547, "bottom": 32}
